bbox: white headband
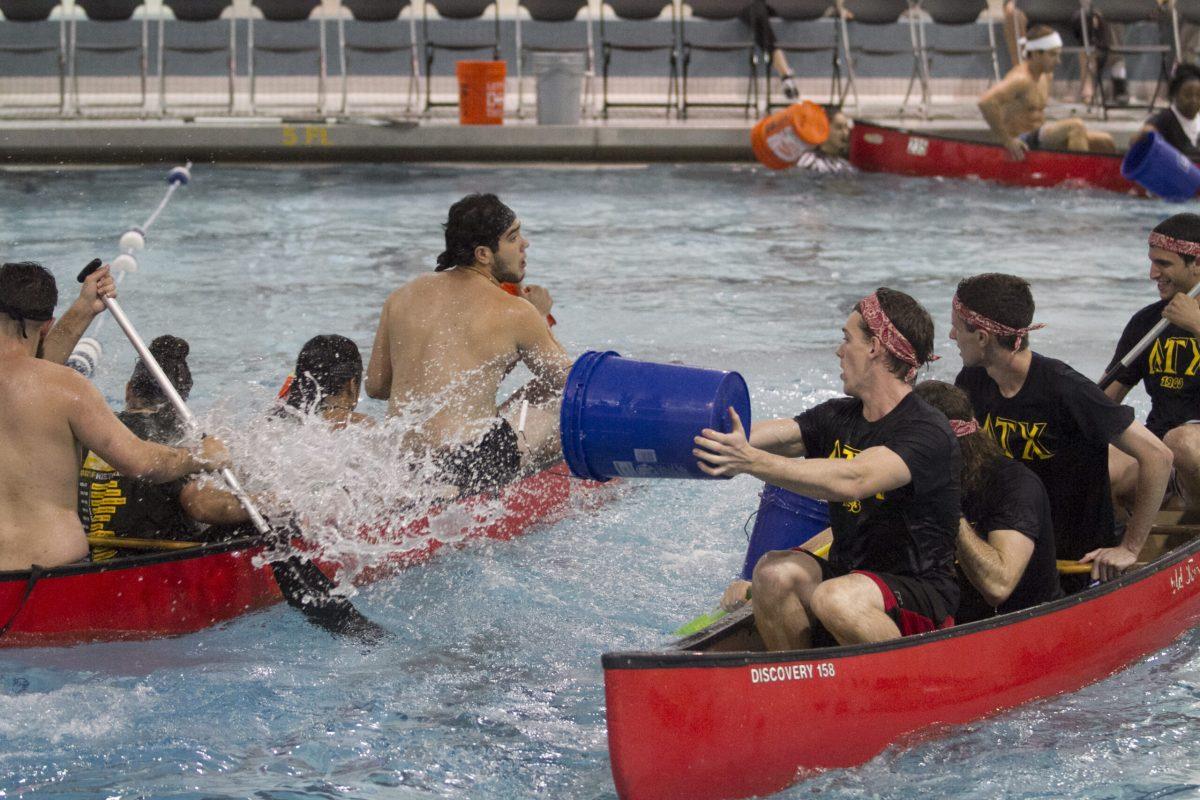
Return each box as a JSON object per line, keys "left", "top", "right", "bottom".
{"left": 1023, "top": 31, "right": 1063, "bottom": 52}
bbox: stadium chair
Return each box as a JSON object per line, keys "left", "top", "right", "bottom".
{"left": 913, "top": 0, "right": 999, "bottom": 114}
{"left": 422, "top": 0, "right": 500, "bottom": 113}
{"left": 71, "top": 0, "right": 149, "bottom": 113}
{"left": 515, "top": 0, "right": 593, "bottom": 117}
{"left": 158, "top": 0, "right": 235, "bottom": 115}
{"left": 338, "top": 0, "right": 420, "bottom": 114}
{"left": 599, "top": 0, "right": 678, "bottom": 118}
{"left": 1089, "top": 0, "right": 1171, "bottom": 118}
{"left": 248, "top": 0, "right": 326, "bottom": 114}
{"left": 0, "top": 0, "right": 67, "bottom": 113}
{"left": 837, "top": 0, "right": 924, "bottom": 113}
{"left": 764, "top": 0, "right": 842, "bottom": 109}
{"left": 680, "top": 0, "right": 758, "bottom": 118}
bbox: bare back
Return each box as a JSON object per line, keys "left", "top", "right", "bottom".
{"left": 980, "top": 62, "right": 1050, "bottom": 138}
{"left": 367, "top": 271, "right": 570, "bottom": 449}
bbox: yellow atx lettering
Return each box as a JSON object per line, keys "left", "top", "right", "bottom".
{"left": 1148, "top": 337, "right": 1200, "bottom": 378}
{"left": 983, "top": 414, "right": 1053, "bottom": 461}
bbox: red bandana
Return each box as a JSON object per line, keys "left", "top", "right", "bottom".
{"left": 952, "top": 294, "right": 1045, "bottom": 352}
{"left": 857, "top": 293, "right": 936, "bottom": 382}
{"left": 949, "top": 418, "right": 979, "bottom": 437}
{"left": 1149, "top": 231, "right": 1200, "bottom": 258}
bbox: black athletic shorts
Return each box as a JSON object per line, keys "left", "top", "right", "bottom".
{"left": 437, "top": 419, "right": 522, "bottom": 494}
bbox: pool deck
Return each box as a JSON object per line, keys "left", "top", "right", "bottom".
{"left": 0, "top": 102, "right": 1152, "bottom": 164}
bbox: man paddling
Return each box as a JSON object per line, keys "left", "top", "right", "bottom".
{"left": 0, "top": 262, "right": 229, "bottom": 571}
{"left": 1106, "top": 215, "right": 1200, "bottom": 513}
{"left": 694, "top": 289, "right": 960, "bottom": 650}
{"left": 952, "top": 273, "right": 1172, "bottom": 587}
{"left": 978, "top": 25, "right": 1116, "bottom": 161}
{"left": 41, "top": 262, "right": 115, "bottom": 365}
{"left": 365, "top": 193, "right": 572, "bottom": 493}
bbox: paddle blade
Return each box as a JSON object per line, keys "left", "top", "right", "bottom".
{"left": 673, "top": 608, "right": 728, "bottom": 637}
{"left": 269, "top": 555, "right": 389, "bottom": 644}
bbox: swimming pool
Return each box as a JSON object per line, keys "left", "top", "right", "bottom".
{"left": 0, "top": 163, "right": 1195, "bottom": 799}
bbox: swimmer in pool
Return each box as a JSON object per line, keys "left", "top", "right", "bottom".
{"left": 796, "top": 107, "right": 855, "bottom": 175}
{"left": 365, "top": 194, "right": 572, "bottom": 493}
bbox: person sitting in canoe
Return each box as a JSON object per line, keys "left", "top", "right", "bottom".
{"left": 0, "top": 263, "right": 229, "bottom": 571}
{"left": 914, "top": 380, "right": 1064, "bottom": 622}
{"left": 795, "top": 107, "right": 856, "bottom": 175}
{"left": 365, "top": 193, "right": 572, "bottom": 495}
{"left": 277, "top": 334, "right": 373, "bottom": 429}
{"left": 694, "top": 289, "right": 961, "bottom": 649}
{"left": 79, "top": 334, "right": 253, "bottom": 559}
{"left": 952, "top": 274, "right": 1172, "bottom": 590}
{"left": 1135, "top": 64, "right": 1200, "bottom": 163}
{"left": 1106, "top": 215, "right": 1200, "bottom": 516}
{"left": 978, "top": 25, "right": 1116, "bottom": 162}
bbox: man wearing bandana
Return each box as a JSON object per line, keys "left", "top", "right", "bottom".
{"left": 978, "top": 25, "right": 1116, "bottom": 162}
{"left": 952, "top": 274, "right": 1172, "bottom": 589}
{"left": 1107, "top": 215, "right": 1200, "bottom": 515}
{"left": 694, "top": 289, "right": 961, "bottom": 651}
{"left": 0, "top": 261, "right": 229, "bottom": 571}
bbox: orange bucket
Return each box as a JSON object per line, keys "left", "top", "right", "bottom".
{"left": 456, "top": 60, "right": 506, "bottom": 125}
{"left": 750, "top": 101, "right": 830, "bottom": 170}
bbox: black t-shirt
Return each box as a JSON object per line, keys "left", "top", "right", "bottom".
{"left": 78, "top": 409, "right": 197, "bottom": 555}
{"left": 956, "top": 353, "right": 1134, "bottom": 561}
{"left": 796, "top": 392, "right": 961, "bottom": 612}
{"left": 1108, "top": 298, "right": 1200, "bottom": 439}
{"left": 1146, "top": 108, "right": 1200, "bottom": 162}
{"left": 956, "top": 458, "right": 1064, "bottom": 624}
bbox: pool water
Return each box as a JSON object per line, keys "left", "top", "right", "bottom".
{"left": 0, "top": 163, "right": 1196, "bottom": 799}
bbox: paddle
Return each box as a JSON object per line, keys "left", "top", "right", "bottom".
{"left": 1099, "top": 282, "right": 1200, "bottom": 390}
{"left": 87, "top": 535, "right": 199, "bottom": 551}
{"left": 79, "top": 260, "right": 388, "bottom": 642}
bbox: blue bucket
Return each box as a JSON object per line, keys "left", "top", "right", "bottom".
{"left": 739, "top": 486, "right": 830, "bottom": 579}
{"left": 560, "top": 350, "right": 752, "bottom": 482}
{"left": 1121, "top": 131, "right": 1200, "bottom": 202}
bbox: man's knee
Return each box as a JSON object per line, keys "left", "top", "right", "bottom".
{"left": 1165, "top": 425, "right": 1200, "bottom": 470}
{"left": 752, "top": 550, "right": 816, "bottom": 601}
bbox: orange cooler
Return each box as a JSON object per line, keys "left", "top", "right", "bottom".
{"left": 750, "top": 101, "right": 830, "bottom": 170}
{"left": 456, "top": 60, "right": 506, "bottom": 125}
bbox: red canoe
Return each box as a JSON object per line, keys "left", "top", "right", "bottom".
{"left": 0, "top": 464, "right": 606, "bottom": 647}
{"left": 603, "top": 519, "right": 1200, "bottom": 800}
{"left": 849, "top": 120, "right": 1143, "bottom": 195}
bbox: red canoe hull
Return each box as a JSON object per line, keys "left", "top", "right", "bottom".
{"left": 849, "top": 120, "right": 1142, "bottom": 195}
{"left": 603, "top": 539, "right": 1200, "bottom": 800}
{"left": 0, "top": 464, "right": 605, "bottom": 646}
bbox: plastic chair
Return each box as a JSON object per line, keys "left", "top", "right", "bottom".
{"left": 680, "top": 0, "right": 758, "bottom": 118}
{"left": 837, "top": 0, "right": 924, "bottom": 114}
{"left": 422, "top": 0, "right": 499, "bottom": 112}
{"left": 338, "top": 0, "right": 420, "bottom": 114}
{"left": 515, "top": 0, "right": 593, "bottom": 117}
{"left": 248, "top": 0, "right": 325, "bottom": 114}
{"left": 158, "top": 0, "right": 235, "bottom": 115}
{"left": 764, "top": 0, "right": 842, "bottom": 109}
{"left": 1090, "top": 0, "right": 1171, "bottom": 118}
{"left": 0, "top": 0, "right": 67, "bottom": 113}
{"left": 71, "top": 0, "right": 148, "bottom": 113}
{"left": 913, "top": 0, "right": 998, "bottom": 115}
{"left": 599, "top": 0, "right": 678, "bottom": 118}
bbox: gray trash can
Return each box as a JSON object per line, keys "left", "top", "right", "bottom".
{"left": 529, "top": 51, "right": 586, "bottom": 125}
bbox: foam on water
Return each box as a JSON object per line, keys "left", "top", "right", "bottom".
{"left": 0, "top": 164, "right": 1192, "bottom": 798}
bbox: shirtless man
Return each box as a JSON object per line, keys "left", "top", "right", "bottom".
{"left": 978, "top": 26, "right": 1116, "bottom": 162}
{"left": 366, "top": 194, "right": 572, "bottom": 493}
{"left": 0, "top": 261, "right": 228, "bottom": 571}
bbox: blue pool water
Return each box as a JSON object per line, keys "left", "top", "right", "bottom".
{"left": 0, "top": 163, "right": 1196, "bottom": 798}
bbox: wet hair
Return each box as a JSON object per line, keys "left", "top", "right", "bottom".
{"left": 129, "top": 335, "right": 192, "bottom": 405}
{"left": 955, "top": 273, "right": 1036, "bottom": 352}
{"left": 435, "top": 193, "right": 516, "bottom": 272}
{"left": 283, "top": 334, "right": 363, "bottom": 413}
{"left": 914, "top": 380, "right": 1004, "bottom": 498}
{"left": 1169, "top": 63, "right": 1200, "bottom": 101}
{"left": 0, "top": 261, "right": 56, "bottom": 338}
{"left": 1153, "top": 213, "right": 1200, "bottom": 267}
{"left": 853, "top": 287, "right": 935, "bottom": 380}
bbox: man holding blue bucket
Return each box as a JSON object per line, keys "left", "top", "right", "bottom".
{"left": 694, "top": 289, "right": 961, "bottom": 650}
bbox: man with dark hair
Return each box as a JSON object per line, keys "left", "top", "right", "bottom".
{"left": 366, "top": 194, "right": 572, "bottom": 493}
{"left": 0, "top": 262, "right": 228, "bottom": 571}
{"left": 1106, "top": 215, "right": 1200, "bottom": 512}
{"left": 0, "top": 260, "right": 113, "bottom": 364}
{"left": 695, "top": 288, "right": 961, "bottom": 650}
{"left": 952, "top": 273, "right": 1172, "bottom": 588}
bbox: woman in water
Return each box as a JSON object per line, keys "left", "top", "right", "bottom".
{"left": 1137, "top": 63, "right": 1200, "bottom": 161}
